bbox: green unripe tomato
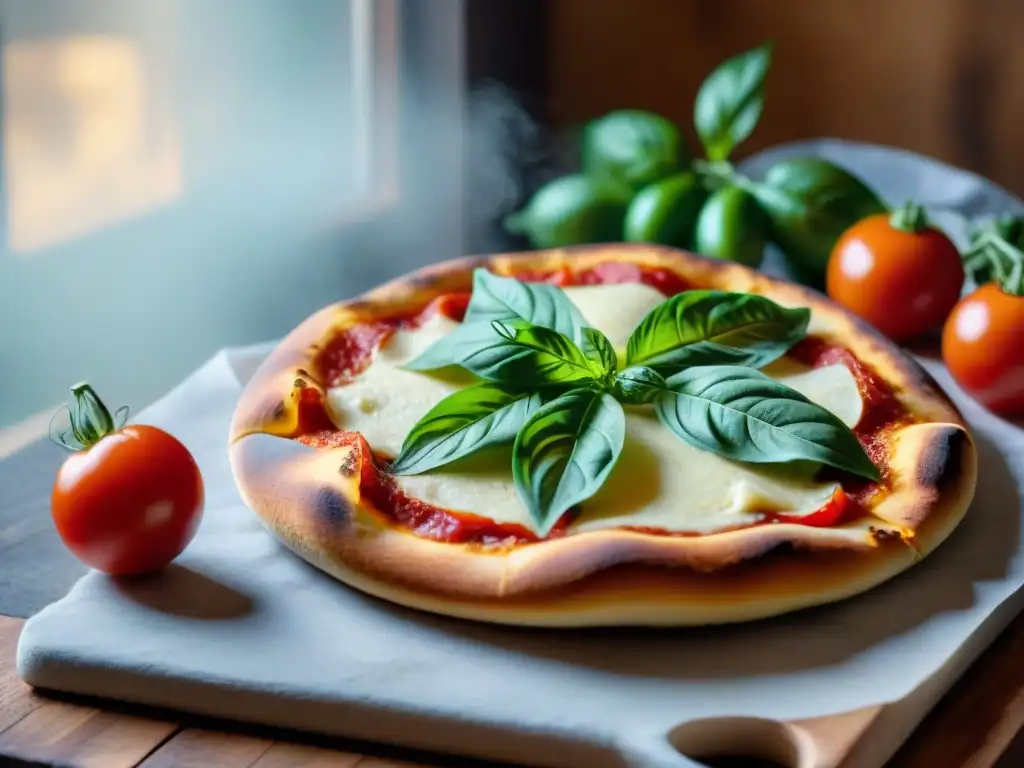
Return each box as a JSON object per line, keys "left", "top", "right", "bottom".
{"left": 504, "top": 174, "right": 631, "bottom": 249}
{"left": 623, "top": 173, "right": 708, "bottom": 248}
{"left": 694, "top": 185, "right": 768, "bottom": 267}
{"left": 582, "top": 110, "right": 690, "bottom": 192}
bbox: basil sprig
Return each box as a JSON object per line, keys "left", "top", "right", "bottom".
{"left": 390, "top": 384, "right": 541, "bottom": 475}
{"left": 405, "top": 269, "right": 586, "bottom": 371}
{"left": 460, "top": 320, "right": 601, "bottom": 386}
{"left": 625, "top": 289, "right": 810, "bottom": 373}
{"left": 694, "top": 41, "right": 773, "bottom": 162}
{"left": 654, "top": 366, "right": 880, "bottom": 481}
{"left": 392, "top": 270, "right": 878, "bottom": 534}
{"left": 513, "top": 390, "right": 625, "bottom": 536}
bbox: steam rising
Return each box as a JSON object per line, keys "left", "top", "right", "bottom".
{"left": 341, "top": 80, "right": 557, "bottom": 295}
{"left": 463, "top": 82, "right": 556, "bottom": 254}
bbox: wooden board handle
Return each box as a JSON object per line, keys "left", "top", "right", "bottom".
{"left": 666, "top": 707, "right": 883, "bottom": 768}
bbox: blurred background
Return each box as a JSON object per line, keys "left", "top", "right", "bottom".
{"left": 1, "top": 0, "right": 1022, "bottom": 435}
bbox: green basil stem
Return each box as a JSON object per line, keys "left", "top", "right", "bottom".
{"left": 49, "top": 382, "right": 130, "bottom": 452}
{"left": 692, "top": 159, "right": 737, "bottom": 184}
{"left": 692, "top": 158, "right": 797, "bottom": 215}
{"left": 889, "top": 201, "right": 928, "bottom": 234}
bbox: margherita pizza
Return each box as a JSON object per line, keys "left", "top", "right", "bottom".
{"left": 228, "top": 245, "right": 977, "bottom": 626}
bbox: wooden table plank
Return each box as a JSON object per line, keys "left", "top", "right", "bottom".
{"left": 0, "top": 702, "right": 176, "bottom": 768}
{"left": 250, "top": 741, "right": 362, "bottom": 767}
{"left": 0, "top": 616, "right": 44, "bottom": 734}
{"left": 139, "top": 729, "right": 274, "bottom": 768}
{"left": 142, "top": 733, "right": 425, "bottom": 768}
{"left": 888, "top": 607, "right": 1024, "bottom": 768}
{"left": 0, "top": 436, "right": 88, "bottom": 619}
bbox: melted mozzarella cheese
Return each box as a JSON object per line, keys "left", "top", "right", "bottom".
{"left": 326, "top": 283, "right": 865, "bottom": 536}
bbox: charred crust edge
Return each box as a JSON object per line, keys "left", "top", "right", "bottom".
{"left": 315, "top": 487, "right": 353, "bottom": 527}
{"left": 271, "top": 400, "right": 288, "bottom": 422}
{"left": 338, "top": 450, "right": 359, "bottom": 477}
{"left": 916, "top": 425, "right": 969, "bottom": 492}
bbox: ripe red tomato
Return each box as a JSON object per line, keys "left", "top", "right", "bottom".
{"left": 770, "top": 487, "right": 854, "bottom": 527}
{"left": 826, "top": 203, "right": 964, "bottom": 342}
{"left": 942, "top": 282, "right": 1024, "bottom": 414}
{"left": 51, "top": 384, "right": 204, "bottom": 575}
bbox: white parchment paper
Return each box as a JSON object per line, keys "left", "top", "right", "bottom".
{"left": 15, "top": 141, "right": 1024, "bottom": 768}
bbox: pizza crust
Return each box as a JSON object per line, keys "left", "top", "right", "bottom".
{"left": 229, "top": 244, "right": 978, "bottom": 626}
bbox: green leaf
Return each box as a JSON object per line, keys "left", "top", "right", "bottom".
{"left": 580, "top": 327, "right": 618, "bottom": 377}
{"left": 581, "top": 110, "right": 689, "bottom": 192}
{"left": 402, "top": 321, "right": 507, "bottom": 374}
{"left": 405, "top": 270, "right": 587, "bottom": 371}
{"left": 694, "top": 42, "right": 773, "bottom": 161}
{"left": 512, "top": 389, "right": 626, "bottom": 536}
{"left": 751, "top": 158, "right": 888, "bottom": 282}
{"left": 655, "top": 365, "right": 879, "bottom": 480}
{"left": 613, "top": 366, "right": 667, "bottom": 405}
{"left": 390, "top": 384, "right": 542, "bottom": 475}
{"left": 459, "top": 320, "right": 599, "bottom": 386}
{"left": 625, "top": 290, "right": 810, "bottom": 373}
{"left": 463, "top": 269, "right": 586, "bottom": 338}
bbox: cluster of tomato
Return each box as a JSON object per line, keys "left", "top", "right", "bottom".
{"left": 827, "top": 205, "right": 1024, "bottom": 416}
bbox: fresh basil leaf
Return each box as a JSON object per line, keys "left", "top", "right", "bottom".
{"left": 613, "top": 366, "right": 667, "bottom": 405}
{"left": 751, "top": 158, "right": 887, "bottom": 283}
{"left": 655, "top": 365, "right": 879, "bottom": 480}
{"left": 625, "top": 290, "right": 810, "bottom": 373}
{"left": 694, "top": 42, "right": 772, "bottom": 161}
{"left": 389, "top": 383, "right": 541, "bottom": 476}
{"left": 513, "top": 389, "right": 626, "bottom": 536}
{"left": 580, "top": 327, "right": 618, "bottom": 377}
{"left": 463, "top": 269, "right": 585, "bottom": 339}
{"left": 402, "top": 321, "right": 502, "bottom": 373}
{"left": 458, "top": 320, "right": 598, "bottom": 386}
{"left": 405, "top": 269, "right": 587, "bottom": 371}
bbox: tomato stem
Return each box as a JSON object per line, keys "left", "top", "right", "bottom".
{"left": 890, "top": 200, "right": 929, "bottom": 234}
{"left": 984, "top": 234, "right": 1024, "bottom": 297}
{"left": 49, "top": 382, "right": 130, "bottom": 452}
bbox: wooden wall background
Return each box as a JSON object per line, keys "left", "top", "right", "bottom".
{"left": 544, "top": 0, "right": 1024, "bottom": 196}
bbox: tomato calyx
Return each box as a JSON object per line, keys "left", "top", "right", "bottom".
{"left": 49, "top": 382, "right": 130, "bottom": 452}
{"left": 964, "top": 228, "right": 1024, "bottom": 297}
{"left": 889, "top": 200, "right": 929, "bottom": 234}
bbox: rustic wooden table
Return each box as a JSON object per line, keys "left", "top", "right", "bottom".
{"left": 4, "top": 422, "right": 1024, "bottom": 768}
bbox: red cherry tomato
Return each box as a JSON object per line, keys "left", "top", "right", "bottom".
{"left": 50, "top": 383, "right": 204, "bottom": 575}
{"left": 826, "top": 203, "right": 964, "bottom": 342}
{"left": 942, "top": 282, "right": 1024, "bottom": 415}
{"left": 769, "top": 488, "right": 854, "bottom": 527}
{"left": 424, "top": 292, "right": 471, "bottom": 322}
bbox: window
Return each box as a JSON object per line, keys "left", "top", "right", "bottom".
{"left": 0, "top": 0, "right": 467, "bottom": 429}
